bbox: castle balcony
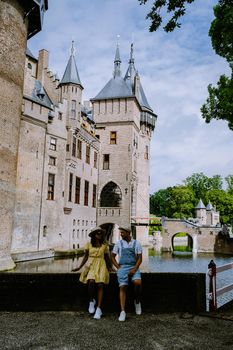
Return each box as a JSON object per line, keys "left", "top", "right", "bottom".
{"left": 140, "top": 111, "right": 157, "bottom": 130}
{"left": 98, "top": 207, "right": 121, "bottom": 217}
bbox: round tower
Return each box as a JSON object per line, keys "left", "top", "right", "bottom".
{"left": 0, "top": 0, "right": 48, "bottom": 271}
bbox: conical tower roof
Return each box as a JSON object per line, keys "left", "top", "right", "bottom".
{"left": 59, "top": 41, "right": 83, "bottom": 88}
{"left": 124, "top": 43, "right": 152, "bottom": 111}
{"left": 196, "top": 199, "right": 205, "bottom": 209}
{"left": 92, "top": 43, "right": 133, "bottom": 101}
{"left": 206, "top": 201, "right": 214, "bottom": 211}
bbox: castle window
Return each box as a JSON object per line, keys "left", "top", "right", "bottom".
{"left": 94, "top": 152, "right": 97, "bottom": 168}
{"left": 110, "top": 131, "right": 117, "bottom": 144}
{"left": 72, "top": 136, "right": 76, "bottom": 157}
{"left": 145, "top": 145, "right": 149, "bottom": 160}
{"left": 77, "top": 140, "right": 82, "bottom": 159}
{"left": 100, "top": 181, "right": 122, "bottom": 207}
{"left": 27, "top": 62, "right": 32, "bottom": 69}
{"left": 48, "top": 156, "right": 56, "bottom": 166}
{"left": 103, "top": 154, "right": 110, "bottom": 170}
{"left": 75, "top": 177, "right": 81, "bottom": 204}
{"left": 86, "top": 145, "right": 90, "bottom": 164}
{"left": 50, "top": 137, "right": 57, "bottom": 151}
{"left": 58, "top": 112, "right": 63, "bottom": 120}
{"left": 68, "top": 173, "right": 73, "bottom": 202}
{"left": 71, "top": 100, "right": 76, "bottom": 119}
{"left": 47, "top": 173, "right": 55, "bottom": 200}
{"left": 92, "top": 184, "right": 97, "bottom": 208}
{"left": 84, "top": 180, "right": 89, "bottom": 206}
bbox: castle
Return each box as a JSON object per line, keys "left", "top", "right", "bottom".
{"left": 0, "top": 1, "right": 156, "bottom": 269}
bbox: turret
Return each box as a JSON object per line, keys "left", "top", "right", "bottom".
{"left": 59, "top": 41, "right": 83, "bottom": 128}
{"left": 195, "top": 199, "right": 207, "bottom": 225}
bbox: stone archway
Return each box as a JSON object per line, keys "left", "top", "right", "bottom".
{"left": 171, "top": 232, "right": 193, "bottom": 252}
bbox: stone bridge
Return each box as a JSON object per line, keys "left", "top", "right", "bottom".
{"left": 161, "top": 219, "right": 222, "bottom": 253}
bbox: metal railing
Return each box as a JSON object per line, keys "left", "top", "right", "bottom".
{"left": 208, "top": 259, "right": 233, "bottom": 311}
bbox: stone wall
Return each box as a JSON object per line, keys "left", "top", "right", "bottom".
{"left": 0, "top": 272, "right": 206, "bottom": 313}
{"left": 0, "top": 0, "right": 28, "bottom": 270}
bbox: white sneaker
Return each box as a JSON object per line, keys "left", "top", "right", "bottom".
{"left": 93, "top": 307, "right": 102, "bottom": 320}
{"left": 134, "top": 301, "right": 142, "bottom": 315}
{"left": 88, "top": 299, "right": 96, "bottom": 314}
{"left": 118, "top": 310, "right": 126, "bottom": 322}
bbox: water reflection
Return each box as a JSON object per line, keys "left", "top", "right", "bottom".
{"left": 8, "top": 248, "right": 233, "bottom": 307}
{"left": 11, "top": 248, "right": 233, "bottom": 274}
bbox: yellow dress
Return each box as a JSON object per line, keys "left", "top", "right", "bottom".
{"left": 79, "top": 242, "right": 110, "bottom": 284}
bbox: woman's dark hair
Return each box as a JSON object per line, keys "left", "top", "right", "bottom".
{"left": 91, "top": 231, "right": 104, "bottom": 247}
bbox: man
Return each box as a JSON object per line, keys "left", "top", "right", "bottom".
{"left": 111, "top": 226, "right": 142, "bottom": 322}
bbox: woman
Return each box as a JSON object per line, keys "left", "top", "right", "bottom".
{"left": 72, "top": 226, "right": 111, "bottom": 320}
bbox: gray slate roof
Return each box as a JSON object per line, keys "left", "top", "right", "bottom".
{"left": 206, "top": 201, "right": 214, "bottom": 211}
{"left": 93, "top": 76, "right": 133, "bottom": 100}
{"left": 25, "top": 79, "right": 53, "bottom": 109}
{"left": 196, "top": 199, "right": 206, "bottom": 209}
{"left": 92, "top": 43, "right": 153, "bottom": 112}
{"left": 60, "top": 54, "right": 82, "bottom": 87}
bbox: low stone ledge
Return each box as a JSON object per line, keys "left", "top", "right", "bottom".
{"left": 11, "top": 249, "right": 55, "bottom": 262}
{"left": 0, "top": 272, "right": 206, "bottom": 313}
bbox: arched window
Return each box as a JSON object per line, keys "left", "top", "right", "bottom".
{"left": 100, "top": 182, "right": 122, "bottom": 207}
{"left": 27, "top": 62, "right": 32, "bottom": 69}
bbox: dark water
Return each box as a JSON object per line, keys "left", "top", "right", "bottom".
{"left": 12, "top": 248, "right": 233, "bottom": 308}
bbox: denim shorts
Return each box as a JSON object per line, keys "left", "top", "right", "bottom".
{"left": 117, "top": 265, "right": 141, "bottom": 287}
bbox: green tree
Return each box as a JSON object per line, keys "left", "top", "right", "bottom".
{"left": 150, "top": 187, "right": 173, "bottom": 217}
{"left": 139, "top": 0, "right": 233, "bottom": 130}
{"left": 206, "top": 188, "right": 233, "bottom": 225}
{"left": 201, "top": 1, "right": 233, "bottom": 129}
{"left": 184, "top": 173, "right": 223, "bottom": 201}
{"left": 150, "top": 185, "right": 195, "bottom": 218}
{"left": 225, "top": 175, "right": 233, "bottom": 194}
{"left": 138, "top": 0, "right": 195, "bottom": 32}
{"left": 169, "top": 186, "right": 196, "bottom": 218}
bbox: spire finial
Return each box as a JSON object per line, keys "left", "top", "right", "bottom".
{"left": 70, "top": 40, "right": 75, "bottom": 56}
{"left": 117, "top": 34, "right": 120, "bottom": 46}
{"left": 114, "top": 36, "right": 121, "bottom": 77}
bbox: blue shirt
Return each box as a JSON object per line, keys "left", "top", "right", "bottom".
{"left": 112, "top": 239, "right": 142, "bottom": 259}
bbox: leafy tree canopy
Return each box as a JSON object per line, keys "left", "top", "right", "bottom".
{"left": 139, "top": 0, "right": 233, "bottom": 130}
{"left": 138, "top": 0, "right": 195, "bottom": 32}
{"left": 184, "top": 172, "right": 223, "bottom": 201}
{"left": 150, "top": 172, "right": 233, "bottom": 226}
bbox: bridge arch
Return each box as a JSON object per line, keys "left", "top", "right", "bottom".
{"left": 171, "top": 232, "right": 193, "bottom": 252}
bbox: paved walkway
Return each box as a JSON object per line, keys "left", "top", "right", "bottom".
{"left": 0, "top": 310, "right": 233, "bottom": 350}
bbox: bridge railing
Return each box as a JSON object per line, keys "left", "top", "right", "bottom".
{"left": 207, "top": 259, "right": 233, "bottom": 311}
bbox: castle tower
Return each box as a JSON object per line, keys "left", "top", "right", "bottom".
{"left": 206, "top": 201, "right": 220, "bottom": 226}
{"left": 91, "top": 42, "right": 156, "bottom": 244}
{"left": 0, "top": 0, "right": 48, "bottom": 271}
{"left": 195, "top": 199, "right": 207, "bottom": 225}
{"left": 59, "top": 41, "right": 83, "bottom": 129}
{"left": 58, "top": 42, "right": 99, "bottom": 249}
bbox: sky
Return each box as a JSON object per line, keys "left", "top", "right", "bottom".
{"left": 29, "top": 0, "right": 233, "bottom": 194}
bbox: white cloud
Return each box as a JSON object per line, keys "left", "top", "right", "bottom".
{"left": 29, "top": 0, "right": 233, "bottom": 193}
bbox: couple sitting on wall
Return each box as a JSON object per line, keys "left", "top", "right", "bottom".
{"left": 72, "top": 225, "right": 142, "bottom": 322}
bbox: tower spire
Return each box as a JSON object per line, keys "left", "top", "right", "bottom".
{"left": 114, "top": 35, "right": 121, "bottom": 78}
{"left": 59, "top": 40, "right": 82, "bottom": 87}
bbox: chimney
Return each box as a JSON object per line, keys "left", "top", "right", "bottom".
{"left": 37, "top": 49, "right": 49, "bottom": 81}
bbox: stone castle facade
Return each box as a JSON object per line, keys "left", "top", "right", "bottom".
{"left": 1, "top": 24, "right": 156, "bottom": 266}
